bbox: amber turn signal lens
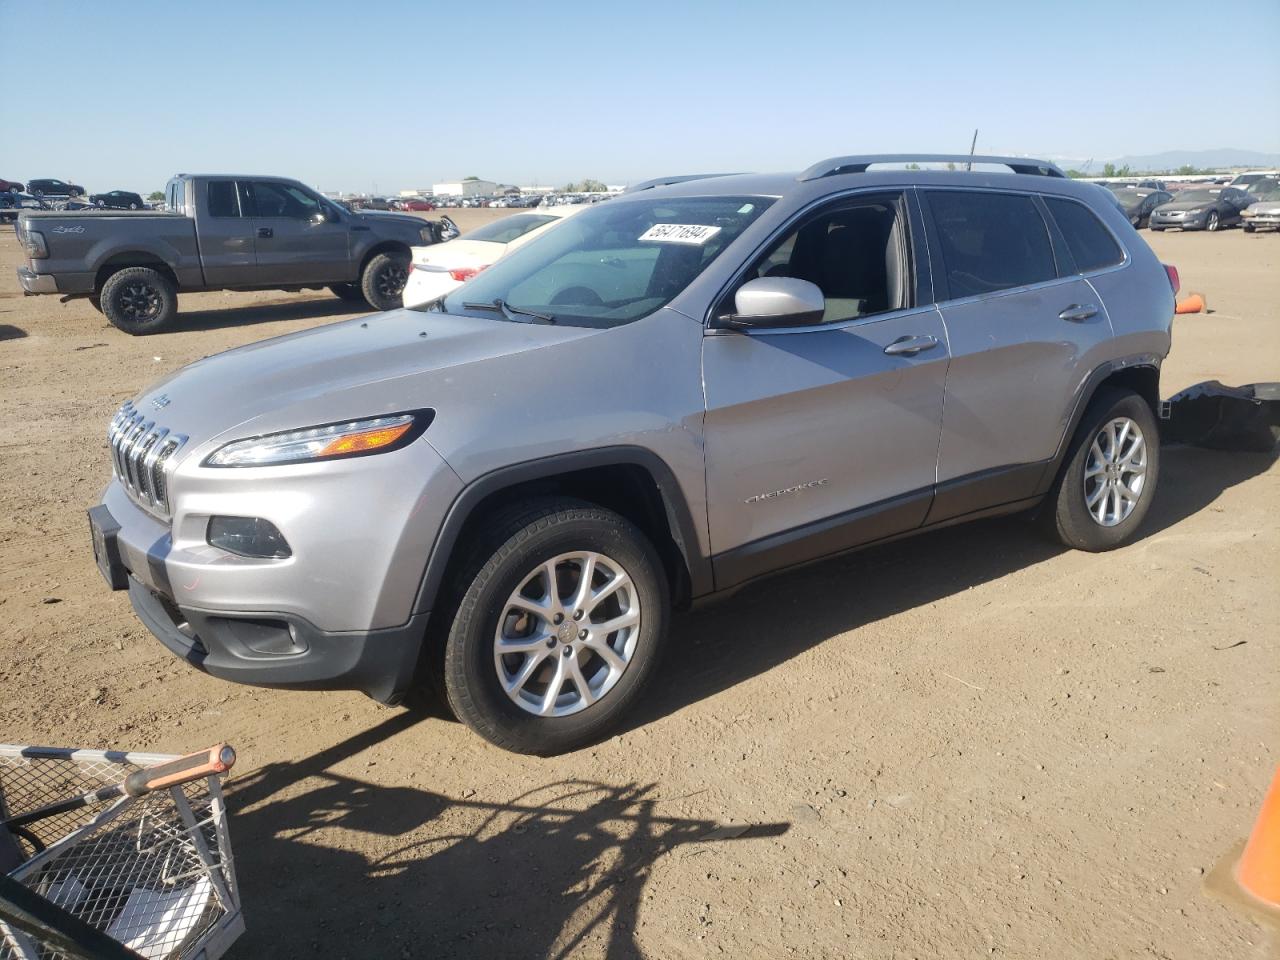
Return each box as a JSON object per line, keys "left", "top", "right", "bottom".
{"left": 316, "top": 421, "right": 413, "bottom": 457}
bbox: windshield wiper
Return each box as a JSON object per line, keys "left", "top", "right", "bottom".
{"left": 462, "top": 298, "right": 555, "bottom": 324}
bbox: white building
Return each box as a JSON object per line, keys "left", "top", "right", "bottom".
{"left": 433, "top": 179, "right": 498, "bottom": 198}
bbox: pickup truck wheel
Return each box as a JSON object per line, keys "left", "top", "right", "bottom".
{"left": 99, "top": 266, "right": 177, "bottom": 335}
{"left": 328, "top": 282, "right": 367, "bottom": 303}
{"left": 360, "top": 251, "right": 410, "bottom": 311}
{"left": 1042, "top": 388, "right": 1160, "bottom": 552}
{"left": 440, "top": 498, "right": 670, "bottom": 755}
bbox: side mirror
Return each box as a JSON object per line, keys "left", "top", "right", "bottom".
{"left": 311, "top": 210, "right": 330, "bottom": 225}
{"left": 723, "top": 277, "right": 825, "bottom": 328}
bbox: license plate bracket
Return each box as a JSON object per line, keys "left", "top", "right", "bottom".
{"left": 88, "top": 504, "right": 128, "bottom": 591}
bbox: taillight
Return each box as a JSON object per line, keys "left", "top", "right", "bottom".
{"left": 449, "top": 265, "right": 490, "bottom": 282}
{"left": 1164, "top": 264, "right": 1180, "bottom": 295}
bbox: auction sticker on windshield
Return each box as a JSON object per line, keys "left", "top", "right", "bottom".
{"left": 639, "top": 223, "right": 722, "bottom": 244}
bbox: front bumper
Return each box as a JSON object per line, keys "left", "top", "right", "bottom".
{"left": 127, "top": 576, "right": 427, "bottom": 704}
{"left": 17, "top": 266, "right": 57, "bottom": 294}
{"left": 1150, "top": 213, "right": 1207, "bottom": 230}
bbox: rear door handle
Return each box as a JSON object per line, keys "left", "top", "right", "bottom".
{"left": 256, "top": 227, "right": 273, "bottom": 239}
{"left": 1058, "top": 303, "right": 1098, "bottom": 322}
{"left": 883, "top": 334, "right": 940, "bottom": 356}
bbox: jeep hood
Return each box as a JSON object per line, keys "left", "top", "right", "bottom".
{"left": 133, "top": 309, "right": 604, "bottom": 450}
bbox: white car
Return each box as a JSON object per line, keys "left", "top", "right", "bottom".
{"left": 402, "top": 207, "right": 582, "bottom": 308}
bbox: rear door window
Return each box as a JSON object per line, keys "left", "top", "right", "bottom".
{"left": 207, "top": 180, "right": 242, "bottom": 218}
{"left": 924, "top": 191, "right": 1057, "bottom": 299}
{"left": 1044, "top": 197, "right": 1123, "bottom": 273}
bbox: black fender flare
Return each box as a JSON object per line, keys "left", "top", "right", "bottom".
{"left": 411, "top": 446, "right": 714, "bottom": 615}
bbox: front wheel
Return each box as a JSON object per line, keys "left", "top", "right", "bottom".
{"left": 1205, "top": 210, "right": 1220, "bottom": 232}
{"left": 440, "top": 499, "right": 670, "bottom": 755}
{"left": 1243, "top": 223, "right": 1255, "bottom": 233}
{"left": 99, "top": 266, "right": 177, "bottom": 335}
{"left": 360, "top": 251, "right": 410, "bottom": 311}
{"left": 1042, "top": 388, "right": 1160, "bottom": 551}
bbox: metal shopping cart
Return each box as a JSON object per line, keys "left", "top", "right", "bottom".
{"left": 0, "top": 744, "right": 242, "bottom": 960}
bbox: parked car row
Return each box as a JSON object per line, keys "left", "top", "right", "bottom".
{"left": 2, "top": 177, "right": 86, "bottom": 197}
{"left": 1108, "top": 177, "right": 1278, "bottom": 233}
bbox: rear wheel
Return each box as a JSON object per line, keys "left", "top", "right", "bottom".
{"left": 1043, "top": 388, "right": 1160, "bottom": 552}
{"left": 439, "top": 498, "right": 670, "bottom": 755}
{"left": 360, "top": 251, "right": 410, "bottom": 311}
{"left": 329, "top": 282, "right": 367, "bottom": 303}
{"left": 99, "top": 266, "right": 177, "bottom": 335}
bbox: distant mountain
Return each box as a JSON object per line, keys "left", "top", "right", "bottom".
{"left": 1107, "top": 148, "right": 1280, "bottom": 172}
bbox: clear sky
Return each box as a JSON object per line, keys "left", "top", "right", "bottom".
{"left": 3, "top": 0, "right": 1277, "bottom": 195}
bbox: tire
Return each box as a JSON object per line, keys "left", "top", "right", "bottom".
{"left": 1130, "top": 214, "right": 1141, "bottom": 227}
{"left": 128, "top": 202, "right": 138, "bottom": 210}
{"left": 1243, "top": 223, "right": 1255, "bottom": 233}
{"left": 359, "top": 251, "right": 410, "bottom": 311}
{"left": 1150, "top": 226, "right": 1165, "bottom": 232}
{"left": 1205, "top": 210, "right": 1220, "bottom": 232}
{"left": 99, "top": 267, "right": 177, "bottom": 334}
{"left": 439, "top": 497, "right": 670, "bottom": 755}
{"left": 328, "top": 282, "right": 367, "bottom": 303}
{"left": 1042, "top": 388, "right": 1160, "bottom": 552}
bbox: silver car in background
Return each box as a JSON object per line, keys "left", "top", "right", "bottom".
{"left": 89, "top": 155, "right": 1177, "bottom": 754}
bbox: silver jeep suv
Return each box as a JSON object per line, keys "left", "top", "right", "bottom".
{"left": 90, "top": 155, "right": 1177, "bottom": 754}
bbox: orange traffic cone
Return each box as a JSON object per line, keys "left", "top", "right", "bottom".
{"left": 1175, "top": 292, "right": 1206, "bottom": 314}
{"left": 1237, "top": 766, "right": 1280, "bottom": 908}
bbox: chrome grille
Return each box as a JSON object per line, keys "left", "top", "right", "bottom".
{"left": 107, "top": 401, "right": 187, "bottom": 517}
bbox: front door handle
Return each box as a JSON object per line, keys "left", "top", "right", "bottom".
{"left": 1059, "top": 303, "right": 1098, "bottom": 322}
{"left": 883, "top": 334, "right": 940, "bottom": 357}
{"left": 256, "top": 227, "right": 273, "bottom": 239}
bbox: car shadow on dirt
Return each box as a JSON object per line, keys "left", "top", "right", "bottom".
{"left": 162, "top": 296, "right": 367, "bottom": 334}
{"left": 225, "top": 713, "right": 785, "bottom": 959}
{"left": 627, "top": 444, "right": 1277, "bottom": 731}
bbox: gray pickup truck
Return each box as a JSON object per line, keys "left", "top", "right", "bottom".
{"left": 16, "top": 173, "right": 446, "bottom": 334}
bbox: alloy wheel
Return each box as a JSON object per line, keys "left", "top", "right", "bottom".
{"left": 493, "top": 551, "right": 640, "bottom": 717}
{"left": 377, "top": 263, "right": 407, "bottom": 299}
{"left": 118, "top": 281, "right": 162, "bottom": 321}
{"left": 1083, "top": 417, "right": 1147, "bottom": 527}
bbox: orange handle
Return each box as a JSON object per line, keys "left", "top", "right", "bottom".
{"left": 123, "top": 744, "right": 236, "bottom": 797}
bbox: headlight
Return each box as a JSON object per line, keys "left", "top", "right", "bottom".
{"left": 204, "top": 411, "right": 432, "bottom": 467}
{"left": 1184, "top": 208, "right": 1203, "bottom": 215}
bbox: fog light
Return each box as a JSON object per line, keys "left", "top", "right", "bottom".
{"left": 207, "top": 516, "right": 291, "bottom": 559}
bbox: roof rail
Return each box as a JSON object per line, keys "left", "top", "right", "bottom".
{"left": 622, "top": 173, "right": 743, "bottom": 194}
{"left": 798, "top": 154, "right": 1066, "bottom": 182}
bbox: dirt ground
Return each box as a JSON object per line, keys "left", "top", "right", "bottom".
{"left": 0, "top": 212, "right": 1276, "bottom": 959}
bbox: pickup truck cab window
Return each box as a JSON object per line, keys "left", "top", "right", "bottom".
{"left": 207, "top": 180, "right": 242, "bottom": 218}
{"left": 245, "top": 180, "right": 323, "bottom": 220}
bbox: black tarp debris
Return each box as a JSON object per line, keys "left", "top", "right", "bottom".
{"left": 1161, "top": 381, "right": 1280, "bottom": 452}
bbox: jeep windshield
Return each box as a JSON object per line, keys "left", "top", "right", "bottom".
{"left": 426, "top": 195, "right": 774, "bottom": 327}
